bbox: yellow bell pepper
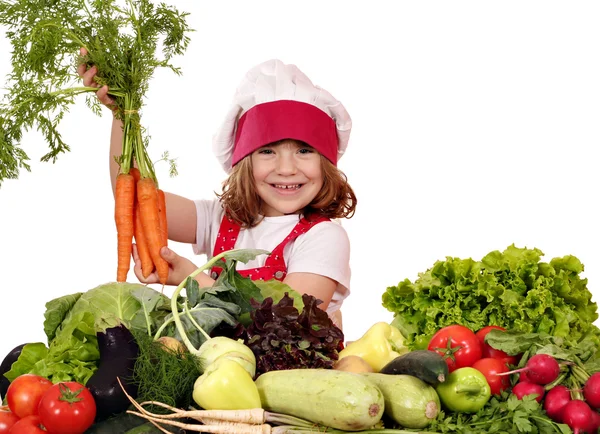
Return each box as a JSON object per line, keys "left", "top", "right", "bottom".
{"left": 192, "top": 358, "right": 262, "bottom": 410}
{"left": 338, "top": 322, "right": 409, "bottom": 372}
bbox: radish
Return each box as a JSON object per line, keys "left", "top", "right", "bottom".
{"left": 519, "top": 370, "right": 530, "bottom": 383}
{"left": 586, "top": 410, "right": 600, "bottom": 434}
{"left": 584, "top": 372, "right": 600, "bottom": 409}
{"left": 512, "top": 381, "right": 545, "bottom": 403}
{"left": 499, "top": 354, "right": 560, "bottom": 385}
{"left": 562, "top": 400, "right": 593, "bottom": 434}
{"left": 543, "top": 385, "right": 571, "bottom": 423}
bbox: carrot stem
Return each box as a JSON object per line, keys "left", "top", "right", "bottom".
{"left": 184, "top": 302, "right": 211, "bottom": 341}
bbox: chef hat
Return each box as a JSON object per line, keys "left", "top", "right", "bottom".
{"left": 212, "top": 59, "right": 352, "bottom": 173}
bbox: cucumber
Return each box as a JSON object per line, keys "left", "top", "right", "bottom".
{"left": 380, "top": 350, "right": 448, "bottom": 386}
{"left": 363, "top": 373, "right": 440, "bottom": 429}
{"left": 255, "top": 369, "right": 384, "bottom": 431}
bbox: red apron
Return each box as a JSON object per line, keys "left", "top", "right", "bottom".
{"left": 209, "top": 214, "right": 330, "bottom": 281}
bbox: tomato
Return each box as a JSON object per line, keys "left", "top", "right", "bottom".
{"left": 7, "top": 415, "right": 46, "bottom": 434}
{"left": 428, "top": 325, "right": 482, "bottom": 372}
{"left": 475, "top": 326, "right": 519, "bottom": 366}
{"left": 0, "top": 410, "right": 19, "bottom": 433}
{"left": 472, "top": 357, "right": 510, "bottom": 395}
{"left": 6, "top": 375, "right": 53, "bottom": 418}
{"left": 38, "top": 382, "right": 96, "bottom": 434}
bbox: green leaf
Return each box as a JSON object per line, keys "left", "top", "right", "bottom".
{"left": 220, "top": 249, "right": 270, "bottom": 265}
{"left": 210, "top": 261, "right": 264, "bottom": 314}
{"left": 43, "top": 292, "right": 82, "bottom": 342}
{"left": 253, "top": 279, "right": 304, "bottom": 308}
{"left": 173, "top": 303, "right": 238, "bottom": 348}
{"left": 4, "top": 343, "right": 48, "bottom": 382}
{"left": 130, "top": 286, "right": 172, "bottom": 335}
{"left": 184, "top": 277, "right": 201, "bottom": 306}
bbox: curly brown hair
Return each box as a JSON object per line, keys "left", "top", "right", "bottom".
{"left": 216, "top": 151, "right": 357, "bottom": 228}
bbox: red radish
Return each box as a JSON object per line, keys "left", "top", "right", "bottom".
{"left": 562, "top": 400, "right": 593, "bottom": 434}
{"left": 586, "top": 410, "right": 600, "bottom": 434}
{"left": 499, "top": 354, "right": 560, "bottom": 385}
{"left": 512, "top": 381, "right": 545, "bottom": 403}
{"left": 584, "top": 372, "right": 600, "bottom": 409}
{"left": 519, "top": 370, "right": 530, "bottom": 382}
{"left": 543, "top": 385, "right": 571, "bottom": 423}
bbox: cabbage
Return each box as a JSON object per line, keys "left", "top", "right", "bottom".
{"left": 6, "top": 282, "right": 169, "bottom": 384}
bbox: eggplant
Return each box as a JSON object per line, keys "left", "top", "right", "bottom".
{"left": 0, "top": 343, "right": 27, "bottom": 399}
{"left": 86, "top": 325, "right": 139, "bottom": 421}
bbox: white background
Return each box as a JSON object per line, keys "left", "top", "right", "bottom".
{"left": 1, "top": 1, "right": 599, "bottom": 361}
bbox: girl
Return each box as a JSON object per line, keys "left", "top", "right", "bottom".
{"left": 79, "top": 57, "right": 356, "bottom": 327}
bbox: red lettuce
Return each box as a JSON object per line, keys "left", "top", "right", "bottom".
{"left": 227, "top": 293, "right": 344, "bottom": 376}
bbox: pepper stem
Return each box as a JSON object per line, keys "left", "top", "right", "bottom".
{"left": 454, "top": 384, "right": 484, "bottom": 394}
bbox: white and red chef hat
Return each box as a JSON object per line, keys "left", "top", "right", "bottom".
{"left": 212, "top": 59, "right": 352, "bottom": 173}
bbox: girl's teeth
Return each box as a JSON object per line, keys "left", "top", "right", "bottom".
{"left": 275, "top": 184, "right": 300, "bottom": 189}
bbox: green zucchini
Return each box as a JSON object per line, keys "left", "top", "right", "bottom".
{"left": 380, "top": 350, "right": 448, "bottom": 386}
{"left": 255, "top": 369, "right": 384, "bottom": 431}
{"left": 363, "top": 373, "right": 440, "bottom": 429}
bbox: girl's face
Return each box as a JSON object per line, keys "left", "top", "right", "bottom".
{"left": 251, "top": 139, "right": 323, "bottom": 217}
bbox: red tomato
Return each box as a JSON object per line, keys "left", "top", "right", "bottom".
{"left": 472, "top": 357, "right": 510, "bottom": 395}
{"left": 428, "top": 325, "right": 482, "bottom": 372}
{"left": 476, "top": 326, "right": 518, "bottom": 366}
{"left": 38, "top": 382, "right": 96, "bottom": 434}
{"left": 0, "top": 410, "right": 19, "bottom": 433}
{"left": 6, "top": 375, "right": 53, "bottom": 418}
{"left": 7, "top": 415, "right": 46, "bottom": 434}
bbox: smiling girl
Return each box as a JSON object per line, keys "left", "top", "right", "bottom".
{"left": 80, "top": 58, "right": 356, "bottom": 327}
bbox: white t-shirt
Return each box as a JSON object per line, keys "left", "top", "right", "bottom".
{"left": 192, "top": 199, "right": 350, "bottom": 315}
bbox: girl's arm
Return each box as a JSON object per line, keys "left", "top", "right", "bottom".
{"left": 283, "top": 273, "right": 336, "bottom": 311}
{"left": 283, "top": 222, "right": 351, "bottom": 313}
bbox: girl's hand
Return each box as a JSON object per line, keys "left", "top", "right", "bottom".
{"left": 76, "top": 47, "right": 115, "bottom": 108}
{"left": 132, "top": 245, "right": 198, "bottom": 286}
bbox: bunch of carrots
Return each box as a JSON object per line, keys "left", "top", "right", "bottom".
{"left": 115, "top": 167, "right": 168, "bottom": 285}
{"left": 114, "top": 108, "right": 169, "bottom": 285}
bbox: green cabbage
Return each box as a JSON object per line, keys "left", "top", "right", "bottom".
{"left": 6, "top": 282, "right": 168, "bottom": 384}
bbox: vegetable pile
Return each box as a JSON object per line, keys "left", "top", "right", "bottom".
{"left": 383, "top": 244, "right": 598, "bottom": 350}
{"left": 1, "top": 244, "right": 600, "bottom": 433}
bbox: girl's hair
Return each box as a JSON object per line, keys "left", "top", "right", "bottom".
{"left": 216, "top": 149, "right": 357, "bottom": 229}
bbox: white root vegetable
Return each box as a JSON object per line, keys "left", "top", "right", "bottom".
{"left": 127, "top": 410, "right": 272, "bottom": 433}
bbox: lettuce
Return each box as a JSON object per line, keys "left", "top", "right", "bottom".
{"left": 383, "top": 244, "right": 598, "bottom": 349}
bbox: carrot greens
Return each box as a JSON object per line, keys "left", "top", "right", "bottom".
{"left": 0, "top": 0, "right": 192, "bottom": 185}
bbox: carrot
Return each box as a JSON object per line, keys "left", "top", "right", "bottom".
{"left": 115, "top": 173, "right": 135, "bottom": 282}
{"left": 129, "top": 166, "right": 153, "bottom": 277}
{"left": 130, "top": 167, "right": 141, "bottom": 183}
{"left": 134, "top": 203, "right": 154, "bottom": 278}
{"left": 137, "top": 177, "right": 168, "bottom": 284}
{"left": 157, "top": 189, "right": 168, "bottom": 247}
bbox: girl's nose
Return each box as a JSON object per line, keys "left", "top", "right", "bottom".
{"left": 276, "top": 155, "right": 297, "bottom": 175}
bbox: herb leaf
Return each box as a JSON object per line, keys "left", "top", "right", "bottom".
{"left": 0, "top": 0, "right": 193, "bottom": 185}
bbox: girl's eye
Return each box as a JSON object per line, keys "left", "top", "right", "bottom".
{"left": 258, "top": 148, "right": 274, "bottom": 154}
{"left": 298, "top": 148, "right": 313, "bottom": 154}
